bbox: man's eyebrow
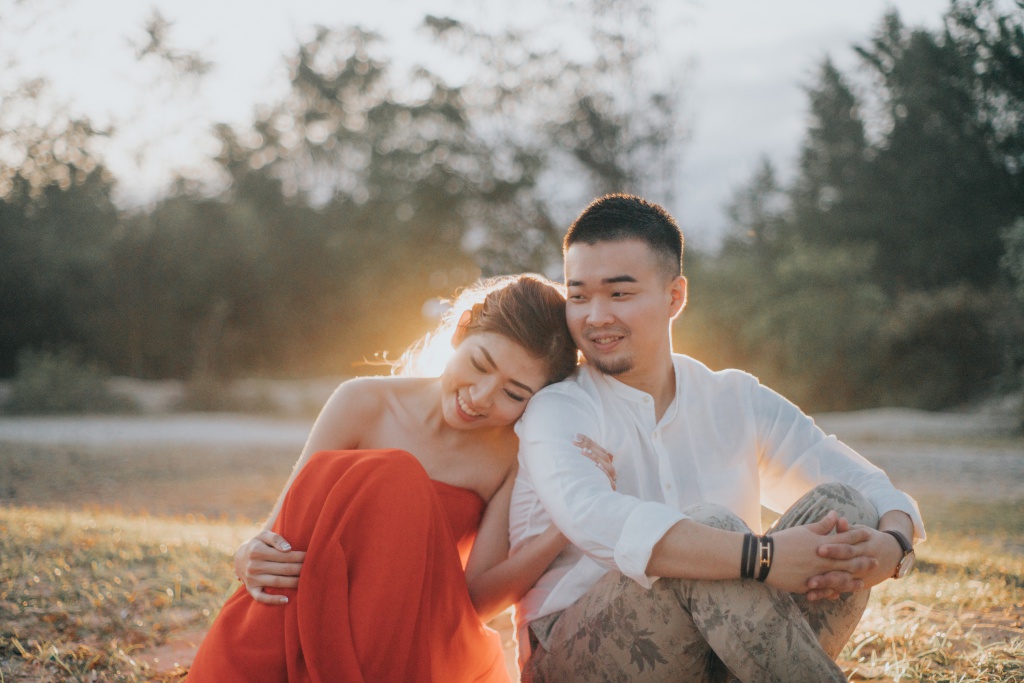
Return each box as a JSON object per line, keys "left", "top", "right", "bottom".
{"left": 480, "top": 347, "right": 536, "bottom": 394}
{"left": 566, "top": 275, "right": 638, "bottom": 287}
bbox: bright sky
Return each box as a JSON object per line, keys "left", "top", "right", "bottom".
{"left": 2, "top": 0, "right": 951, "bottom": 249}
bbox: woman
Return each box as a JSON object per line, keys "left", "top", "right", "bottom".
{"left": 186, "top": 274, "right": 602, "bottom": 683}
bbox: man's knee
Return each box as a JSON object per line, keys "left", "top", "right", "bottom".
{"left": 810, "top": 482, "right": 878, "bottom": 528}
{"left": 683, "top": 502, "right": 751, "bottom": 533}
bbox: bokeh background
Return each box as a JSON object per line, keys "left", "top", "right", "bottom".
{"left": 2, "top": 0, "right": 1022, "bottom": 418}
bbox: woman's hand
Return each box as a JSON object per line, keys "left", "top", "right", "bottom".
{"left": 234, "top": 530, "right": 307, "bottom": 605}
{"left": 574, "top": 434, "right": 617, "bottom": 490}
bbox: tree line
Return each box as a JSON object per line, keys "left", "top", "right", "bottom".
{"left": 676, "top": 0, "right": 1024, "bottom": 412}
{"left": 1, "top": 0, "right": 1022, "bottom": 414}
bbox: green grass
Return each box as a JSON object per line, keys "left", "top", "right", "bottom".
{"left": 1, "top": 439, "right": 1022, "bottom": 681}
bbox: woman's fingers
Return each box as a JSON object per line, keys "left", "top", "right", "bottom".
{"left": 247, "top": 585, "right": 290, "bottom": 605}
{"left": 256, "top": 530, "right": 294, "bottom": 553}
{"left": 574, "top": 433, "right": 617, "bottom": 490}
{"left": 247, "top": 559, "right": 303, "bottom": 577}
{"left": 247, "top": 573, "right": 300, "bottom": 589}
{"left": 249, "top": 545, "right": 307, "bottom": 562}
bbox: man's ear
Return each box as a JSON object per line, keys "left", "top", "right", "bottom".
{"left": 451, "top": 309, "right": 473, "bottom": 348}
{"left": 669, "top": 276, "right": 687, "bottom": 321}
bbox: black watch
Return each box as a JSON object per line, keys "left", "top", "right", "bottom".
{"left": 882, "top": 529, "right": 915, "bottom": 579}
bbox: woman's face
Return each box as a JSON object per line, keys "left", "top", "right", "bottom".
{"left": 440, "top": 331, "right": 548, "bottom": 430}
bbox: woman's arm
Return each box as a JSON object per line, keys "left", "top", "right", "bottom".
{"left": 463, "top": 468, "right": 569, "bottom": 622}
{"left": 235, "top": 378, "right": 374, "bottom": 604}
{"left": 463, "top": 438, "right": 619, "bottom": 621}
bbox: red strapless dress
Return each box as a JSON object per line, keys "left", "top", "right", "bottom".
{"left": 186, "top": 449, "right": 510, "bottom": 683}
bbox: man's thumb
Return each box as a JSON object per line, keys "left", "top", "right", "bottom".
{"left": 810, "top": 510, "right": 839, "bottom": 535}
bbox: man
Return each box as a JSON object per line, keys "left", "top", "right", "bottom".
{"left": 509, "top": 194, "right": 924, "bottom": 682}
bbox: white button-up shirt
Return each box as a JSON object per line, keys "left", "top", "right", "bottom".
{"left": 509, "top": 354, "right": 925, "bottom": 646}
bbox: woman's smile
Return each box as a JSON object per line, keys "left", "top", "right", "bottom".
{"left": 456, "top": 393, "right": 485, "bottom": 419}
{"left": 441, "top": 332, "right": 547, "bottom": 431}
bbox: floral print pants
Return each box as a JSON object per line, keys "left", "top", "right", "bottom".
{"left": 523, "top": 483, "right": 878, "bottom": 683}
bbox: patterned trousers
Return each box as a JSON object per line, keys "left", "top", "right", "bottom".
{"left": 523, "top": 483, "right": 877, "bottom": 683}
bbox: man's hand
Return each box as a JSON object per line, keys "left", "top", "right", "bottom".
{"left": 765, "top": 511, "right": 877, "bottom": 596}
{"left": 809, "top": 520, "right": 906, "bottom": 600}
{"left": 234, "top": 530, "right": 307, "bottom": 605}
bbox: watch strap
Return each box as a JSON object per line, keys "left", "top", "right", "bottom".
{"left": 882, "top": 529, "right": 913, "bottom": 578}
{"left": 882, "top": 529, "right": 912, "bottom": 553}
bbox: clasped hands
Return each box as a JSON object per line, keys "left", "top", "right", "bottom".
{"left": 767, "top": 510, "right": 901, "bottom": 601}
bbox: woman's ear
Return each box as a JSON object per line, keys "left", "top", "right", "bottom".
{"left": 451, "top": 309, "right": 473, "bottom": 348}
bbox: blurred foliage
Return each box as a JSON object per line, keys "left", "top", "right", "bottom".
{"left": 680, "top": 0, "right": 1024, "bottom": 411}
{"left": 1004, "top": 218, "right": 1024, "bottom": 303}
{"left": 2, "top": 347, "right": 137, "bottom": 414}
{"left": 1001, "top": 218, "right": 1024, "bottom": 423}
{"left": 0, "top": 0, "right": 682, "bottom": 383}
{"left": 1, "top": 0, "right": 1023, "bottom": 415}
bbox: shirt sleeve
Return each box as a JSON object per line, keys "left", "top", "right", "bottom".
{"left": 751, "top": 379, "right": 927, "bottom": 542}
{"left": 516, "top": 386, "right": 687, "bottom": 587}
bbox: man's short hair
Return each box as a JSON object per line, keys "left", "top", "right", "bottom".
{"left": 564, "top": 194, "right": 683, "bottom": 277}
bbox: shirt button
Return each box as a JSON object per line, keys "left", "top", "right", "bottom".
{"left": 643, "top": 396, "right": 650, "bottom": 403}
{"left": 664, "top": 483, "right": 672, "bottom": 490}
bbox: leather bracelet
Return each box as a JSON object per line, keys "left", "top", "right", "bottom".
{"left": 741, "top": 532, "right": 759, "bottom": 579}
{"left": 740, "top": 532, "right": 750, "bottom": 579}
{"left": 755, "top": 535, "right": 774, "bottom": 582}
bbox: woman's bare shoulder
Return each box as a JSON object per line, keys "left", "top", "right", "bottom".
{"left": 331, "top": 376, "right": 433, "bottom": 409}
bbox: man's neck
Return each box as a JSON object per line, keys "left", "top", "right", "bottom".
{"left": 614, "top": 352, "right": 677, "bottom": 422}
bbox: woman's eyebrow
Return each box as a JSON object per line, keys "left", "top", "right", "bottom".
{"left": 480, "top": 347, "right": 536, "bottom": 394}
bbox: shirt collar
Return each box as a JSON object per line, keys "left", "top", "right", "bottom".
{"left": 583, "top": 359, "right": 683, "bottom": 426}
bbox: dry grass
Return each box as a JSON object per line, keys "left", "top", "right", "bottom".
{"left": 839, "top": 532, "right": 1024, "bottom": 682}
{"left": 1, "top": 439, "right": 1022, "bottom": 681}
{"left": 0, "top": 506, "right": 256, "bottom": 681}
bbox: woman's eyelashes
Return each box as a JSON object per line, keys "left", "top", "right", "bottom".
{"left": 471, "top": 355, "right": 525, "bottom": 402}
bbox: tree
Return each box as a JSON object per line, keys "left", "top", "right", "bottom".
{"left": 724, "top": 157, "right": 787, "bottom": 250}
{"left": 0, "top": 80, "right": 118, "bottom": 375}
{"left": 788, "top": 59, "right": 872, "bottom": 248}
{"left": 423, "top": 0, "right": 686, "bottom": 270}
{"left": 683, "top": 3, "right": 1024, "bottom": 411}
{"left": 947, "top": 0, "right": 1024, "bottom": 179}
{"left": 855, "top": 11, "right": 1018, "bottom": 290}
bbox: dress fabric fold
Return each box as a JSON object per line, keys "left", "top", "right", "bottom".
{"left": 186, "top": 449, "right": 510, "bottom": 683}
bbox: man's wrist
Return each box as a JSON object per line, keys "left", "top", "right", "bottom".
{"left": 881, "top": 529, "right": 915, "bottom": 579}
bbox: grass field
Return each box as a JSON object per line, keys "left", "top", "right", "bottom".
{"left": 2, "top": 431, "right": 1023, "bottom": 682}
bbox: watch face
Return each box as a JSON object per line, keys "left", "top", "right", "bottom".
{"left": 896, "top": 550, "right": 915, "bottom": 578}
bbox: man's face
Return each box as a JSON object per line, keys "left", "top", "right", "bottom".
{"left": 564, "top": 238, "right": 685, "bottom": 378}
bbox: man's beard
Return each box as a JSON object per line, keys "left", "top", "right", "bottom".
{"left": 588, "top": 353, "right": 634, "bottom": 376}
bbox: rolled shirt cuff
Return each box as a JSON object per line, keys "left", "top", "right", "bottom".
{"left": 866, "top": 489, "right": 927, "bottom": 542}
{"left": 613, "top": 501, "right": 688, "bottom": 588}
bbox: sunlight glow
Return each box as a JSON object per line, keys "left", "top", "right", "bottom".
{"left": 395, "top": 275, "right": 530, "bottom": 378}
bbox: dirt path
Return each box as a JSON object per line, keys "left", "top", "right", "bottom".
{"left": 0, "top": 413, "right": 311, "bottom": 447}
{"left": 3, "top": 409, "right": 1020, "bottom": 505}
{"left": 815, "top": 408, "right": 1023, "bottom": 502}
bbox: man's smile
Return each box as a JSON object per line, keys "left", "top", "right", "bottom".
{"left": 586, "top": 328, "right": 628, "bottom": 351}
